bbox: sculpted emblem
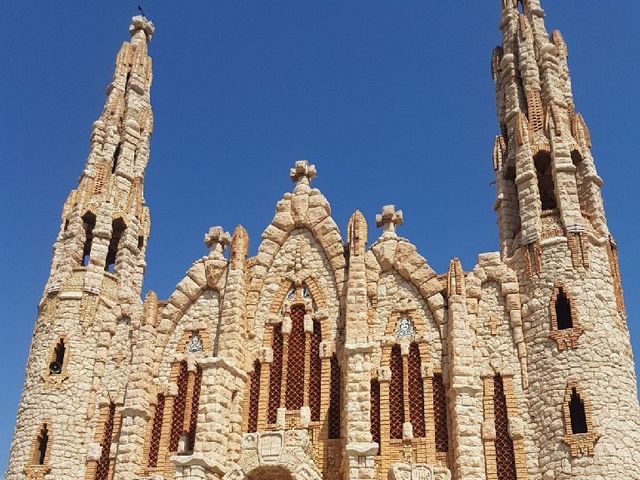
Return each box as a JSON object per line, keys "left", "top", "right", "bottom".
{"left": 258, "top": 432, "right": 283, "bottom": 463}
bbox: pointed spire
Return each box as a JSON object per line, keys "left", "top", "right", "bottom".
{"left": 347, "top": 210, "right": 367, "bottom": 257}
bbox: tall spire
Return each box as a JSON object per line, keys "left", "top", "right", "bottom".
{"left": 492, "top": 0, "right": 607, "bottom": 259}
{"left": 45, "top": 15, "right": 155, "bottom": 304}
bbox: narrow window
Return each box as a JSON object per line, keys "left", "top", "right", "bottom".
{"left": 49, "top": 339, "right": 66, "bottom": 375}
{"left": 169, "top": 362, "right": 188, "bottom": 452}
{"left": 370, "top": 379, "right": 381, "bottom": 455}
{"left": 534, "top": 152, "right": 557, "bottom": 211}
{"left": 267, "top": 323, "right": 283, "bottom": 424}
{"left": 555, "top": 287, "right": 573, "bottom": 330}
{"left": 111, "top": 143, "right": 121, "bottom": 174}
{"left": 309, "top": 320, "right": 322, "bottom": 421}
{"left": 105, "top": 218, "right": 126, "bottom": 273}
{"left": 187, "top": 365, "right": 203, "bottom": 451}
{"left": 95, "top": 403, "right": 116, "bottom": 480}
{"left": 35, "top": 424, "right": 49, "bottom": 465}
{"left": 408, "top": 342, "right": 425, "bottom": 437}
{"left": 137, "top": 235, "right": 144, "bottom": 250}
{"left": 569, "top": 388, "right": 588, "bottom": 434}
{"left": 147, "top": 394, "right": 165, "bottom": 468}
{"left": 81, "top": 212, "right": 96, "bottom": 266}
{"left": 247, "top": 360, "right": 261, "bottom": 433}
{"left": 328, "top": 354, "right": 341, "bottom": 439}
{"left": 389, "top": 345, "right": 405, "bottom": 439}
{"left": 433, "top": 373, "right": 449, "bottom": 454}
{"left": 285, "top": 305, "right": 305, "bottom": 410}
{"left": 494, "top": 374, "right": 517, "bottom": 480}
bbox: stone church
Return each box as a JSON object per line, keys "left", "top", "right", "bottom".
{"left": 7, "top": 1, "right": 640, "bottom": 479}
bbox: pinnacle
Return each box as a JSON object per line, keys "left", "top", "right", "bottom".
{"left": 129, "top": 15, "right": 155, "bottom": 42}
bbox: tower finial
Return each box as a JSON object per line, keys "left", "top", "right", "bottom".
{"left": 129, "top": 14, "right": 155, "bottom": 42}
{"left": 376, "top": 205, "right": 403, "bottom": 237}
{"left": 289, "top": 160, "right": 317, "bottom": 190}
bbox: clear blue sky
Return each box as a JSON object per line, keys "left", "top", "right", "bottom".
{"left": 1, "top": 1, "right": 638, "bottom": 472}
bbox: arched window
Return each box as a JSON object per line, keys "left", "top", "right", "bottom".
{"left": 569, "top": 387, "right": 588, "bottom": 434}
{"left": 247, "top": 360, "right": 261, "bottom": 433}
{"left": 433, "top": 373, "right": 449, "bottom": 455}
{"left": 555, "top": 287, "right": 573, "bottom": 330}
{"left": 81, "top": 212, "right": 96, "bottom": 266}
{"left": 35, "top": 424, "right": 49, "bottom": 465}
{"left": 328, "top": 354, "right": 341, "bottom": 440}
{"left": 370, "top": 379, "right": 381, "bottom": 454}
{"left": 493, "top": 374, "right": 517, "bottom": 480}
{"left": 267, "top": 323, "right": 283, "bottom": 424}
{"left": 49, "top": 339, "right": 66, "bottom": 375}
{"left": 534, "top": 152, "right": 557, "bottom": 211}
{"left": 285, "top": 305, "right": 305, "bottom": 410}
{"left": 147, "top": 394, "right": 165, "bottom": 468}
{"left": 95, "top": 403, "right": 116, "bottom": 480}
{"left": 105, "top": 218, "right": 126, "bottom": 273}
{"left": 389, "top": 345, "right": 405, "bottom": 439}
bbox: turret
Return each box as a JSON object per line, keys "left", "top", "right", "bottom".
{"left": 5, "top": 15, "right": 155, "bottom": 480}
{"left": 491, "top": 2, "right": 640, "bottom": 479}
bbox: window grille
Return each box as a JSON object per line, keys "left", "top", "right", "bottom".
{"left": 147, "top": 394, "right": 165, "bottom": 468}
{"left": 169, "top": 362, "right": 188, "bottom": 452}
{"left": 389, "top": 345, "right": 405, "bottom": 439}
{"left": 247, "top": 360, "right": 261, "bottom": 433}
{"left": 309, "top": 320, "right": 322, "bottom": 421}
{"left": 268, "top": 323, "right": 283, "bottom": 424}
{"left": 370, "top": 379, "right": 381, "bottom": 454}
{"left": 94, "top": 403, "right": 116, "bottom": 480}
{"left": 285, "top": 305, "right": 306, "bottom": 410}
{"left": 408, "top": 343, "right": 425, "bottom": 438}
{"left": 187, "top": 365, "right": 203, "bottom": 451}
{"left": 433, "top": 373, "right": 449, "bottom": 453}
{"left": 328, "top": 354, "right": 341, "bottom": 439}
{"left": 494, "top": 374, "right": 517, "bottom": 480}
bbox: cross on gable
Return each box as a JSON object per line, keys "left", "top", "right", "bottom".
{"left": 204, "top": 226, "right": 231, "bottom": 255}
{"left": 376, "top": 204, "right": 404, "bottom": 235}
{"left": 290, "top": 160, "right": 317, "bottom": 187}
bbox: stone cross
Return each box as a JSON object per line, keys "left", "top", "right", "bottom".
{"left": 204, "top": 226, "right": 231, "bottom": 256}
{"left": 376, "top": 205, "right": 404, "bottom": 235}
{"left": 290, "top": 160, "right": 317, "bottom": 187}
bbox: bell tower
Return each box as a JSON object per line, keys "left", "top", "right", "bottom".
{"left": 491, "top": 0, "right": 639, "bottom": 477}
{"left": 6, "top": 15, "right": 155, "bottom": 480}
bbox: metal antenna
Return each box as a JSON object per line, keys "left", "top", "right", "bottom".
{"left": 138, "top": 5, "right": 146, "bottom": 17}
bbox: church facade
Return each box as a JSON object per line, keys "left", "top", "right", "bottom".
{"left": 6, "top": 2, "right": 640, "bottom": 480}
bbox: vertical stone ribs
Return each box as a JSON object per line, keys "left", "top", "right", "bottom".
{"left": 328, "top": 354, "right": 341, "bottom": 439}
{"left": 389, "top": 345, "right": 405, "bottom": 439}
{"left": 309, "top": 320, "right": 322, "bottom": 421}
{"left": 147, "top": 394, "right": 165, "bottom": 468}
{"left": 433, "top": 373, "right": 449, "bottom": 454}
{"left": 169, "top": 362, "right": 188, "bottom": 452}
{"left": 285, "top": 305, "right": 306, "bottom": 410}
{"left": 408, "top": 343, "right": 426, "bottom": 438}
{"left": 494, "top": 375, "right": 517, "bottom": 480}
{"left": 268, "top": 324, "right": 283, "bottom": 424}
{"left": 247, "top": 361, "right": 261, "bottom": 433}
{"left": 95, "top": 403, "right": 116, "bottom": 480}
